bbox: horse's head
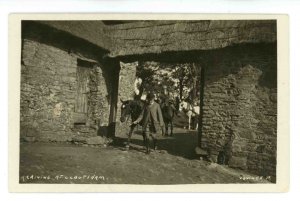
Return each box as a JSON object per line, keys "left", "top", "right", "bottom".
{"left": 120, "top": 99, "right": 132, "bottom": 123}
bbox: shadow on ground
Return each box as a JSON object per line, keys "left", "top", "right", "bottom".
{"left": 113, "top": 127, "right": 198, "bottom": 160}
{"left": 112, "top": 111, "right": 199, "bottom": 159}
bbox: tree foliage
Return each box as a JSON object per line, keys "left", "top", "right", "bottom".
{"left": 136, "top": 61, "right": 201, "bottom": 102}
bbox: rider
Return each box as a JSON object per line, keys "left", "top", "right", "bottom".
{"left": 160, "top": 85, "right": 177, "bottom": 114}
{"left": 160, "top": 85, "right": 169, "bottom": 106}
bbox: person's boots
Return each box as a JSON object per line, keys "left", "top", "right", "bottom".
{"left": 142, "top": 133, "right": 146, "bottom": 147}
{"left": 126, "top": 140, "right": 130, "bottom": 150}
{"left": 146, "top": 138, "right": 150, "bottom": 154}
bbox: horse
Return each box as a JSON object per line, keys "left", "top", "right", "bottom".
{"left": 160, "top": 101, "right": 176, "bottom": 136}
{"left": 120, "top": 99, "right": 145, "bottom": 149}
{"left": 179, "top": 100, "right": 200, "bottom": 130}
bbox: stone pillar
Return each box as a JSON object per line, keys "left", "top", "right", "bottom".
{"left": 87, "top": 64, "right": 111, "bottom": 137}
{"left": 114, "top": 61, "right": 138, "bottom": 137}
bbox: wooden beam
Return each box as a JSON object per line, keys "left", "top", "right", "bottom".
{"left": 198, "top": 66, "right": 205, "bottom": 147}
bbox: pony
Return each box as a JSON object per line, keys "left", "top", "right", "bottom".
{"left": 179, "top": 100, "right": 200, "bottom": 130}
{"left": 160, "top": 101, "right": 176, "bottom": 136}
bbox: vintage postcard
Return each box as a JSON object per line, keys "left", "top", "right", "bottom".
{"left": 8, "top": 14, "right": 289, "bottom": 192}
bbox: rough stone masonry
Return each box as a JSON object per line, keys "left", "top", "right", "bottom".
{"left": 21, "top": 39, "right": 113, "bottom": 141}
{"left": 201, "top": 43, "right": 277, "bottom": 181}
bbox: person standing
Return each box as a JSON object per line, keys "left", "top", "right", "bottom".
{"left": 132, "top": 93, "right": 164, "bottom": 154}
{"left": 160, "top": 85, "right": 170, "bottom": 108}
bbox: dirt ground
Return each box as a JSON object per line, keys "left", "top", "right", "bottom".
{"left": 19, "top": 124, "right": 271, "bottom": 184}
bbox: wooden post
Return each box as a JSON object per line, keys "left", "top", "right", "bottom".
{"left": 198, "top": 66, "right": 205, "bottom": 147}
{"left": 107, "top": 58, "right": 120, "bottom": 138}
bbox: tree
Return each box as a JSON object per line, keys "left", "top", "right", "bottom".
{"left": 135, "top": 62, "right": 158, "bottom": 96}
{"left": 135, "top": 62, "right": 201, "bottom": 103}
{"left": 172, "top": 64, "right": 190, "bottom": 100}
{"left": 187, "top": 63, "right": 201, "bottom": 102}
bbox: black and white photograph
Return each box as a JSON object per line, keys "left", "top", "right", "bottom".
{"left": 8, "top": 14, "right": 289, "bottom": 192}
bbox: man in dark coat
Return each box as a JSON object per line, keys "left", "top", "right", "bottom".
{"left": 133, "top": 93, "right": 164, "bottom": 154}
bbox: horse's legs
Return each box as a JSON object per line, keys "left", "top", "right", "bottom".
{"left": 165, "top": 122, "right": 169, "bottom": 136}
{"left": 192, "top": 116, "right": 195, "bottom": 130}
{"left": 170, "top": 120, "right": 173, "bottom": 136}
{"left": 161, "top": 123, "right": 165, "bottom": 137}
{"left": 127, "top": 125, "right": 135, "bottom": 149}
{"left": 188, "top": 115, "right": 191, "bottom": 130}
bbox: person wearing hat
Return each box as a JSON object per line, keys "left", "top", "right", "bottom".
{"left": 160, "top": 85, "right": 170, "bottom": 108}
{"left": 132, "top": 92, "right": 164, "bottom": 154}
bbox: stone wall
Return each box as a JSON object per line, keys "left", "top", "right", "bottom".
{"left": 201, "top": 43, "right": 277, "bottom": 181}
{"left": 20, "top": 39, "right": 112, "bottom": 141}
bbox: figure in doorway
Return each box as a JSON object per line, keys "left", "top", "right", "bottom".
{"left": 132, "top": 93, "right": 165, "bottom": 154}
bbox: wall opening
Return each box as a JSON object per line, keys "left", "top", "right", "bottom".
{"left": 74, "top": 58, "right": 96, "bottom": 124}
